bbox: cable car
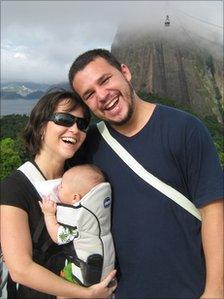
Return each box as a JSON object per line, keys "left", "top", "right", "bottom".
{"left": 165, "top": 15, "right": 170, "bottom": 27}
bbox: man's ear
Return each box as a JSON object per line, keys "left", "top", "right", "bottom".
{"left": 72, "top": 193, "right": 81, "bottom": 204}
{"left": 120, "top": 64, "right": 132, "bottom": 82}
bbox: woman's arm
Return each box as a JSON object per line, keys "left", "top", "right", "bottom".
{"left": 0, "top": 205, "right": 116, "bottom": 298}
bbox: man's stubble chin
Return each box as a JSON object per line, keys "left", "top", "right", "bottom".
{"left": 107, "top": 83, "right": 135, "bottom": 127}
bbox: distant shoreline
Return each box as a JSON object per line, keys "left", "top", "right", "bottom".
{"left": 1, "top": 98, "right": 38, "bottom": 101}
{"left": 1, "top": 98, "right": 38, "bottom": 116}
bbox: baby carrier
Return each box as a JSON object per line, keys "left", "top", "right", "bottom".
{"left": 35, "top": 178, "right": 115, "bottom": 286}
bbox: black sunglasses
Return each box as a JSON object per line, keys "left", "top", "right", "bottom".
{"left": 48, "top": 113, "right": 90, "bottom": 132}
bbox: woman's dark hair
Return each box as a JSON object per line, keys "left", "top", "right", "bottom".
{"left": 23, "top": 88, "right": 90, "bottom": 158}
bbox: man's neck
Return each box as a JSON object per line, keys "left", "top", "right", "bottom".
{"left": 111, "top": 97, "right": 156, "bottom": 137}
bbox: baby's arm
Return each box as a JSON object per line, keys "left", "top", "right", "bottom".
{"left": 39, "top": 196, "right": 59, "bottom": 243}
{"left": 39, "top": 197, "right": 78, "bottom": 245}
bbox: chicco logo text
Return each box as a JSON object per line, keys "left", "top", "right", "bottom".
{"left": 104, "top": 197, "right": 111, "bottom": 208}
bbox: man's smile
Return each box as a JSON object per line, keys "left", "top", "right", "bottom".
{"left": 104, "top": 96, "right": 119, "bottom": 111}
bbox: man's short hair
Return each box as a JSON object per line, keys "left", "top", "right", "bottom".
{"left": 69, "top": 49, "right": 121, "bottom": 92}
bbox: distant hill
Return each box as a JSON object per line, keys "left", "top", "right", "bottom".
{"left": 1, "top": 82, "right": 50, "bottom": 91}
{"left": 25, "top": 90, "right": 45, "bottom": 99}
{"left": 49, "top": 82, "right": 71, "bottom": 90}
{"left": 1, "top": 81, "right": 72, "bottom": 100}
{"left": 1, "top": 82, "right": 51, "bottom": 100}
{"left": 1, "top": 91, "right": 24, "bottom": 100}
{"left": 1, "top": 90, "right": 45, "bottom": 100}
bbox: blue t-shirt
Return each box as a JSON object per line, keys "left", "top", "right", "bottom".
{"left": 76, "top": 104, "right": 223, "bottom": 298}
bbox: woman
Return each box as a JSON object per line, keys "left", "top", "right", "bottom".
{"left": 0, "top": 89, "right": 116, "bottom": 298}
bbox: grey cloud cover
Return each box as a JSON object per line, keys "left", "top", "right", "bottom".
{"left": 1, "top": 1, "right": 223, "bottom": 83}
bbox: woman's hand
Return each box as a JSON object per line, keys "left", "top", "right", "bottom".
{"left": 87, "top": 270, "right": 117, "bottom": 298}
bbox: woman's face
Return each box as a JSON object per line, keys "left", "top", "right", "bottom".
{"left": 40, "top": 99, "right": 87, "bottom": 162}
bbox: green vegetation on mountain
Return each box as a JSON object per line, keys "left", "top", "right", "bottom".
{"left": 0, "top": 138, "right": 22, "bottom": 180}
{"left": 0, "top": 115, "right": 28, "bottom": 180}
{"left": 0, "top": 114, "right": 29, "bottom": 140}
{"left": 0, "top": 93, "right": 223, "bottom": 180}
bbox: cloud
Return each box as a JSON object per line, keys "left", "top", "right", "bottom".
{"left": 1, "top": 1, "right": 223, "bottom": 83}
{"left": 14, "top": 52, "right": 27, "bottom": 59}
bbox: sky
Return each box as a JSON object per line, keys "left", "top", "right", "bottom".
{"left": 1, "top": 0, "right": 223, "bottom": 84}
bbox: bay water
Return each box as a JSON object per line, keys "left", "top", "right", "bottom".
{"left": 1, "top": 99, "right": 39, "bottom": 116}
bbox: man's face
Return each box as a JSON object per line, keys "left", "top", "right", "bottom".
{"left": 72, "top": 57, "right": 135, "bottom": 126}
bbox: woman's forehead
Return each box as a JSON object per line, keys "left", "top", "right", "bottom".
{"left": 55, "top": 98, "right": 75, "bottom": 110}
{"left": 54, "top": 99, "right": 84, "bottom": 116}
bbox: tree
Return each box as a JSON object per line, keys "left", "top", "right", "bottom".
{"left": 0, "top": 114, "right": 29, "bottom": 163}
{"left": 0, "top": 138, "right": 22, "bottom": 180}
{"left": 0, "top": 114, "right": 28, "bottom": 140}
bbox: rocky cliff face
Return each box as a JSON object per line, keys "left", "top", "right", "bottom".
{"left": 111, "top": 25, "right": 223, "bottom": 122}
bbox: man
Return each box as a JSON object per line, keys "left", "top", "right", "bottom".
{"left": 68, "top": 49, "right": 223, "bottom": 298}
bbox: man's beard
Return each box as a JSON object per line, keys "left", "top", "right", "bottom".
{"left": 107, "top": 81, "right": 135, "bottom": 127}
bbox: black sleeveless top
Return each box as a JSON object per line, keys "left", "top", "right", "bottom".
{"left": 1, "top": 167, "right": 66, "bottom": 299}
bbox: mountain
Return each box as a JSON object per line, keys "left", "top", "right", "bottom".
{"left": 49, "top": 82, "right": 71, "bottom": 90}
{"left": 111, "top": 24, "right": 223, "bottom": 123}
{"left": 1, "top": 91, "right": 25, "bottom": 100}
{"left": 25, "top": 90, "right": 45, "bottom": 99}
{"left": 1, "top": 82, "right": 52, "bottom": 100}
{"left": 1, "top": 82, "right": 72, "bottom": 100}
{"left": 1, "top": 82, "right": 50, "bottom": 91}
{"left": 1, "top": 82, "right": 51, "bottom": 99}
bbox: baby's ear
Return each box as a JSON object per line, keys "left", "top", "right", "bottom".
{"left": 72, "top": 193, "right": 81, "bottom": 203}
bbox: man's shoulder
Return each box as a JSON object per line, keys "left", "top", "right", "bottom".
{"left": 157, "top": 104, "right": 204, "bottom": 130}
{"left": 158, "top": 104, "right": 194, "bottom": 119}
{"left": 86, "top": 123, "right": 102, "bottom": 142}
{"left": 87, "top": 123, "right": 99, "bottom": 134}
{"left": 69, "top": 123, "right": 103, "bottom": 165}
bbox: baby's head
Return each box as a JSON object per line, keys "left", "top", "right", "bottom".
{"left": 57, "top": 164, "right": 105, "bottom": 205}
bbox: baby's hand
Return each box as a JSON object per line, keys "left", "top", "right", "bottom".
{"left": 38, "top": 196, "right": 57, "bottom": 216}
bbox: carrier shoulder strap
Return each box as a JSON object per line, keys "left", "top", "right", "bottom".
{"left": 18, "top": 161, "right": 52, "bottom": 249}
{"left": 18, "top": 161, "right": 46, "bottom": 183}
{"left": 97, "top": 121, "right": 201, "bottom": 221}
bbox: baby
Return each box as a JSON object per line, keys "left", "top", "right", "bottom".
{"left": 38, "top": 164, "right": 115, "bottom": 287}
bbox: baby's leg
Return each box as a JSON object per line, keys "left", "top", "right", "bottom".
{"left": 58, "top": 261, "right": 77, "bottom": 299}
